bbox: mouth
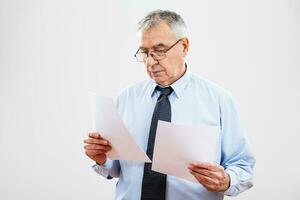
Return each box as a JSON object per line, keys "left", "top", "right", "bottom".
{"left": 152, "top": 70, "right": 162, "bottom": 73}
{"left": 152, "top": 71, "right": 163, "bottom": 76}
{"left": 148, "top": 66, "right": 164, "bottom": 77}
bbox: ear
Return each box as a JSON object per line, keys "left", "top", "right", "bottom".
{"left": 181, "top": 37, "right": 189, "bottom": 57}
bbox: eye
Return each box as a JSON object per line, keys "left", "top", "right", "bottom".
{"left": 153, "top": 49, "right": 166, "bottom": 56}
{"left": 135, "top": 52, "right": 147, "bottom": 57}
{"left": 155, "top": 49, "right": 166, "bottom": 53}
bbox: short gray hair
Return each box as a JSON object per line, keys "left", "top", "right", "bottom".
{"left": 137, "top": 10, "right": 187, "bottom": 39}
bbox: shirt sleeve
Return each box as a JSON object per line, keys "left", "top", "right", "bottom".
{"left": 92, "top": 159, "right": 121, "bottom": 179}
{"left": 219, "top": 93, "right": 256, "bottom": 196}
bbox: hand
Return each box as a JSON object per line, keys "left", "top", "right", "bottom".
{"left": 188, "top": 161, "right": 230, "bottom": 192}
{"left": 83, "top": 132, "right": 112, "bottom": 165}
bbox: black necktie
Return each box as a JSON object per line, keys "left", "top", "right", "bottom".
{"left": 141, "top": 86, "right": 173, "bottom": 200}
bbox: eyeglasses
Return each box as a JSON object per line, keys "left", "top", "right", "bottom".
{"left": 134, "top": 39, "right": 182, "bottom": 62}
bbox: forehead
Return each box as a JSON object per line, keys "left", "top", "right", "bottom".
{"left": 139, "top": 21, "right": 177, "bottom": 49}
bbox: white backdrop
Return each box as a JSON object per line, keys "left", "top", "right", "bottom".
{"left": 0, "top": 0, "right": 299, "bottom": 199}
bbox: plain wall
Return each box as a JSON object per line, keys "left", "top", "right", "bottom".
{"left": 0, "top": 0, "right": 299, "bottom": 199}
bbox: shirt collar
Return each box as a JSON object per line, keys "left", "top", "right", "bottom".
{"left": 150, "top": 63, "right": 191, "bottom": 98}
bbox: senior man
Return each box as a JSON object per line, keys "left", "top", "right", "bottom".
{"left": 84, "top": 9, "right": 255, "bottom": 200}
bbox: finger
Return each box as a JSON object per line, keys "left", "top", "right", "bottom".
{"left": 188, "top": 164, "right": 225, "bottom": 181}
{"left": 189, "top": 168, "right": 216, "bottom": 178}
{"left": 189, "top": 170, "right": 216, "bottom": 185}
{"left": 88, "top": 131, "right": 102, "bottom": 139}
{"left": 84, "top": 138, "right": 109, "bottom": 145}
{"left": 189, "top": 162, "right": 218, "bottom": 171}
{"left": 85, "top": 149, "right": 108, "bottom": 156}
{"left": 84, "top": 144, "right": 112, "bottom": 151}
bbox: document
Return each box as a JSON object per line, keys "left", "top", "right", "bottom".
{"left": 152, "top": 120, "right": 220, "bottom": 182}
{"left": 88, "top": 93, "right": 151, "bottom": 163}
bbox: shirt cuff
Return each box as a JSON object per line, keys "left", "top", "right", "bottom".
{"left": 224, "top": 169, "right": 238, "bottom": 196}
{"left": 92, "top": 160, "right": 113, "bottom": 179}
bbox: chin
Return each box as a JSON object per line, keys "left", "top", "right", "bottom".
{"left": 153, "top": 77, "right": 162, "bottom": 83}
{"left": 154, "top": 78, "right": 167, "bottom": 86}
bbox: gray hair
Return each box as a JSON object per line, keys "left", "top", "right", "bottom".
{"left": 137, "top": 10, "right": 187, "bottom": 39}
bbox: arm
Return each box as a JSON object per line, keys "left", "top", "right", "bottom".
{"left": 84, "top": 132, "right": 121, "bottom": 179}
{"left": 219, "top": 93, "right": 256, "bottom": 196}
{"left": 188, "top": 93, "right": 255, "bottom": 196}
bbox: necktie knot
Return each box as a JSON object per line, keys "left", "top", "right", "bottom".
{"left": 156, "top": 86, "right": 173, "bottom": 96}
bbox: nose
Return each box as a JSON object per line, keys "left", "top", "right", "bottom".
{"left": 145, "top": 53, "right": 158, "bottom": 67}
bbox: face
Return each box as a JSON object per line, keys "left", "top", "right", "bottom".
{"left": 138, "top": 21, "right": 189, "bottom": 86}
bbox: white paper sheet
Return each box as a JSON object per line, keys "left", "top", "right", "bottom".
{"left": 88, "top": 93, "right": 151, "bottom": 163}
{"left": 152, "top": 120, "right": 220, "bottom": 182}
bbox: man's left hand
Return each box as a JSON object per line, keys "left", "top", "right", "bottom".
{"left": 188, "top": 162, "right": 230, "bottom": 192}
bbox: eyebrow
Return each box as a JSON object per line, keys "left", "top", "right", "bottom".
{"left": 139, "top": 43, "right": 168, "bottom": 51}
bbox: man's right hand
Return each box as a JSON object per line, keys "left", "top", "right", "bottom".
{"left": 84, "top": 132, "right": 112, "bottom": 165}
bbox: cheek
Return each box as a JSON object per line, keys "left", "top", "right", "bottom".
{"left": 164, "top": 58, "right": 181, "bottom": 75}
{"left": 159, "top": 66, "right": 171, "bottom": 78}
{"left": 146, "top": 68, "right": 153, "bottom": 77}
{"left": 157, "top": 62, "right": 169, "bottom": 74}
{"left": 164, "top": 66, "right": 177, "bottom": 77}
{"left": 164, "top": 68, "right": 172, "bottom": 77}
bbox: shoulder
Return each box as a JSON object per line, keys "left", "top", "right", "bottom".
{"left": 189, "top": 73, "right": 233, "bottom": 102}
{"left": 116, "top": 79, "right": 152, "bottom": 102}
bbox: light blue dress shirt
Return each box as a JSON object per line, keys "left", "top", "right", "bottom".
{"left": 92, "top": 67, "right": 255, "bottom": 200}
